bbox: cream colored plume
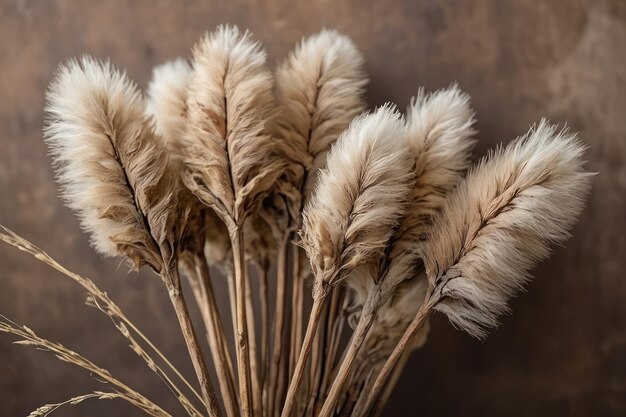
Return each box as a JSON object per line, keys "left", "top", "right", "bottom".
{"left": 423, "top": 120, "right": 593, "bottom": 338}
{"left": 369, "top": 85, "right": 477, "bottom": 303}
{"left": 145, "top": 58, "right": 191, "bottom": 157}
{"left": 274, "top": 29, "right": 368, "bottom": 199}
{"left": 145, "top": 58, "right": 232, "bottom": 269}
{"left": 182, "top": 25, "right": 283, "bottom": 226}
{"left": 395, "top": 84, "right": 476, "bottom": 251}
{"left": 44, "top": 56, "right": 175, "bottom": 272}
{"left": 300, "top": 105, "right": 413, "bottom": 292}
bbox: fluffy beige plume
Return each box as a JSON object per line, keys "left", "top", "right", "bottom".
{"left": 145, "top": 58, "right": 232, "bottom": 272}
{"left": 327, "top": 88, "right": 476, "bottom": 414}
{"left": 182, "top": 26, "right": 286, "bottom": 416}
{"left": 343, "top": 85, "right": 475, "bottom": 316}
{"left": 274, "top": 29, "right": 368, "bottom": 198}
{"left": 182, "top": 25, "right": 283, "bottom": 226}
{"left": 145, "top": 58, "right": 192, "bottom": 152}
{"left": 347, "top": 84, "right": 476, "bottom": 317}
{"left": 319, "top": 89, "right": 476, "bottom": 414}
{"left": 423, "top": 120, "right": 593, "bottom": 338}
{"left": 44, "top": 56, "right": 176, "bottom": 272}
{"left": 337, "top": 86, "right": 476, "bottom": 399}
{"left": 301, "top": 105, "right": 414, "bottom": 293}
{"left": 393, "top": 84, "right": 476, "bottom": 254}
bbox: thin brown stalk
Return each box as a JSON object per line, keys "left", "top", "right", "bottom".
{"left": 245, "top": 265, "right": 262, "bottom": 417}
{"left": 274, "top": 344, "right": 288, "bottom": 417}
{"left": 256, "top": 264, "right": 270, "bottom": 412}
{"left": 280, "top": 288, "right": 328, "bottom": 417}
{"left": 317, "top": 301, "right": 374, "bottom": 417}
{"left": 288, "top": 244, "right": 304, "bottom": 378}
{"left": 0, "top": 316, "right": 170, "bottom": 417}
{"left": 184, "top": 255, "right": 239, "bottom": 417}
{"left": 317, "top": 286, "right": 347, "bottom": 405}
{"left": 349, "top": 367, "right": 376, "bottom": 417}
{"left": 268, "top": 238, "right": 289, "bottom": 417}
{"left": 308, "top": 286, "right": 342, "bottom": 416}
{"left": 306, "top": 295, "right": 329, "bottom": 417}
{"left": 164, "top": 265, "right": 222, "bottom": 417}
{"left": 225, "top": 270, "right": 238, "bottom": 351}
{"left": 230, "top": 227, "right": 253, "bottom": 417}
{"left": 340, "top": 372, "right": 371, "bottom": 417}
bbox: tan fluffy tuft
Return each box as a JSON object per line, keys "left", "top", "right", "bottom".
{"left": 274, "top": 29, "right": 368, "bottom": 198}
{"left": 182, "top": 25, "right": 281, "bottom": 225}
{"left": 44, "top": 56, "right": 175, "bottom": 271}
{"left": 423, "top": 120, "right": 593, "bottom": 338}
{"left": 300, "top": 105, "right": 413, "bottom": 291}
{"left": 145, "top": 58, "right": 192, "bottom": 154}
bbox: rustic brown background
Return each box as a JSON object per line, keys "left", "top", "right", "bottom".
{"left": 1, "top": 0, "right": 625, "bottom": 415}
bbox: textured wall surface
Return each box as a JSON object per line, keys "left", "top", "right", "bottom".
{"left": 1, "top": 0, "right": 625, "bottom": 416}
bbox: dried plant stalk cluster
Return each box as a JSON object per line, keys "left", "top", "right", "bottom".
{"left": 0, "top": 26, "right": 592, "bottom": 417}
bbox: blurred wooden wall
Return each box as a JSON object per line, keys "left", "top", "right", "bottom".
{"left": 1, "top": 0, "right": 625, "bottom": 415}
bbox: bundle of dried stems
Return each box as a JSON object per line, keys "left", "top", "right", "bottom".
{"left": 0, "top": 25, "right": 592, "bottom": 417}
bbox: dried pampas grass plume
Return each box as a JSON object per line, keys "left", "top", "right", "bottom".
{"left": 268, "top": 31, "right": 367, "bottom": 412}
{"left": 424, "top": 120, "right": 593, "bottom": 337}
{"left": 282, "top": 105, "right": 413, "bottom": 417}
{"left": 394, "top": 84, "right": 476, "bottom": 252}
{"left": 146, "top": 58, "right": 192, "bottom": 152}
{"left": 274, "top": 29, "right": 368, "bottom": 197}
{"left": 181, "top": 25, "right": 287, "bottom": 416}
{"left": 347, "top": 84, "right": 476, "bottom": 334}
{"left": 363, "top": 120, "right": 593, "bottom": 415}
{"left": 182, "top": 25, "right": 282, "bottom": 226}
{"left": 346, "top": 85, "right": 476, "bottom": 317}
{"left": 44, "top": 56, "right": 175, "bottom": 272}
{"left": 301, "top": 105, "right": 413, "bottom": 290}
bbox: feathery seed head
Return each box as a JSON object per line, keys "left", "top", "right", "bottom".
{"left": 274, "top": 29, "right": 368, "bottom": 198}
{"left": 301, "top": 105, "right": 413, "bottom": 293}
{"left": 145, "top": 58, "right": 192, "bottom": 156}
{"left": 183, "top": 25, "right": 280, "bottom": 225}
{"left": 44, "top": 56, "right": 175, "bottom": 272}
{"left": 422, "top": 120, "right": 593, "bottom": 338}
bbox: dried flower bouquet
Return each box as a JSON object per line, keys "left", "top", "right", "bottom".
{"left": 0, "top": 26, "right": 592, "bottom": 417}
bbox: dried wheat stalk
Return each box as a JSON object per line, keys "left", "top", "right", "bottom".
{"left": 0, "top": 315, "right": 169, "bottom": 416}
{"left": 27, "top": 391, "right": 128, "bottom": 417}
